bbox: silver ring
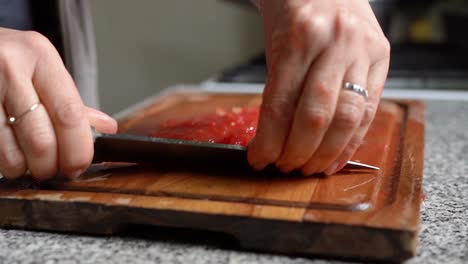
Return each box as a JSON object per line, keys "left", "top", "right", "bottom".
{"left": 344, "top": 82, "right": 369, "bottom": 100}
{"left": 7, "top": 102, "right": 42, "bottom": 126}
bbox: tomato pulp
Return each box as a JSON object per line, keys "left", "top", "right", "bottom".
{"left": 152, "top": 106, "right": 260, "bottom": 146}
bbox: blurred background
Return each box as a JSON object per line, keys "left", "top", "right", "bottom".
{"left": 91, "top": 0, "right": 468, "bottom": 114}
{"left": 90, "top": 0, "right": 263, "bottom": 114}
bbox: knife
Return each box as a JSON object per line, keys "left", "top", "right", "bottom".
{"left": 91, "top": 129, "right": 379, "bottom": 171}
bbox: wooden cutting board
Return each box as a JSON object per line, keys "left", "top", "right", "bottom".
{"left": 0, "top": 90, "right": 425, "bottom": 262}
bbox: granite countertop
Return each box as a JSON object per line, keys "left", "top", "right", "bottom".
{"left": 0, "top": 101, "right": 467, "bottom": 264}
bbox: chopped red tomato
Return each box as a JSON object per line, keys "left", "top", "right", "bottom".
{"left": 152, "top": 106, "right": 260, "bottom": 146}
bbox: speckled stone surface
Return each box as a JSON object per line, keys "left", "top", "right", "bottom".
{"left": 0, "top": 101, "right": 467, "bottom": 264}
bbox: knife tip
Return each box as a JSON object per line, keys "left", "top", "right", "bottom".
{"left": 347, "top": 161, "right": 380, "bottom": 170}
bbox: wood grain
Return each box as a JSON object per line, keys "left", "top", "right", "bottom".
{"left": 0, "top": 90, "right": 425, "bottom": 262}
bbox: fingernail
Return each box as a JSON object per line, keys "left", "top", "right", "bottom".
{"left": 324, "top": 162, "right": 339, "bottom": 176}
{"left": 90, "top": 109, "right": 114, "bottom": 122}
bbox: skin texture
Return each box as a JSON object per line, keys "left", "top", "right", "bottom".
{"left": 0, "top": 28, "right": 117, "bottom": 181}
{"left": 0, "top": 0, "right": 389, "bottom": 179}
{"left": 247, "top": 0, "right": 390, "bottom": 176}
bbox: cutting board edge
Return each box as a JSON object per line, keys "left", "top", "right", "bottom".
{"left": 0, "top": 196, "right": 417, "bottom": 262}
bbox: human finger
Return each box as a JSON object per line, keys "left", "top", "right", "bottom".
{"left": 86, "top": 107, "right": 118, "bottom": 134}
{"left": 275, "top": 47, "right": 348, "bottom": 173}
{"left": 31, "top": 32, "right": 93, "bottom": 179}
{"left": 0, "top": 105, "right": 27, "bottom": 179}
{"left": 326, "top": 57, "right": 390, "bottom": 174}
{"left": 248, "top": 12, "right": 333, "bottom": 171}
{"left": 304, "top": 62, "right": 368, "bottom": 176}
{"left": 248, "top": 44, "right": 320, "bottom": 170}
{"left": 3, "top": 78, "right": 58, "bottom": 181}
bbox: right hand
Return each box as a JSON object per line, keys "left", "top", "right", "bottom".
{"left": 0, "top": 28, "right": 117, "bottom": 181}
{"left": 247, "top": 0, "right": 390, "bottom": 176}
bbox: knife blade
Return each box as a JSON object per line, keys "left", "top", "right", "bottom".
{"left": 92, "top": 129, "right": 379, "bottom": 171}
{"left": 92, "top": 130, "right": 247, "bottom": 165}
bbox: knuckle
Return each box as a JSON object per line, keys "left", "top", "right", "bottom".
{"left": 334, "top": 9, "right": 359, "bottom": 36}
{"left": 304, "top": 17, "right": 328, "bottom": 45}
{"left": 335, "top": 102, "right": 363, "bottom": 129}
{"left": 309, "top": 15, "right": 328, "bottom": 32}
{"left": 22, "top": 31, "right": 54, "bottom": 54}
{"left": 305, "top": 79, "right": 334, "bottom": 102}
{"left": 302, "top": 107, "right": 332, "bottom": 129}
{"left": 55, "top": 100, "right": 86, "bottom": 129}
{"left": 361, "top": 103, "right": 377, "bottom": 126}
{"left": 339, "top": 137, "right": 364, "bottom": 162}
{"left": 0, "top": 147, "right": 25, "bottom": 177}
{"left": 346, "top": 137, "right": 363, "bottom": 153}
{"left": 287, "top": 8, "right": 329, "bottom": 50}
{"left": 28, "top": 129, "right": 55, "bottom": 157}
{"left": 370, "top": 35, "right": 391, "bottom": 61}
{"left": 380, "top": 38, "right": 392, "bottom": 58}
{"left": 260, "top": 96, "right": 293, "bottom": 122}
{"left": 307, "top": 26, "right": 328, "bottom": 50}
{"left": 295, "top": 10, "right": 327, "bottom": 36}
{"left": 310, "top": 80, "right": 334, "bottom": 99}
{"left": 363, "top": 30, "right": 379, "bottom": 45}
{"left": 0, "top": 50, "right": 16, "bottom": 84}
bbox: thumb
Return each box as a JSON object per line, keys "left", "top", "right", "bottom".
{"left": 86, "top": 107, "right": 118, "bottom": 134}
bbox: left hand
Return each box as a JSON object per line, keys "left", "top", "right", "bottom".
{"left": 247, "top": 0, "right": 391, "bottom": 175}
